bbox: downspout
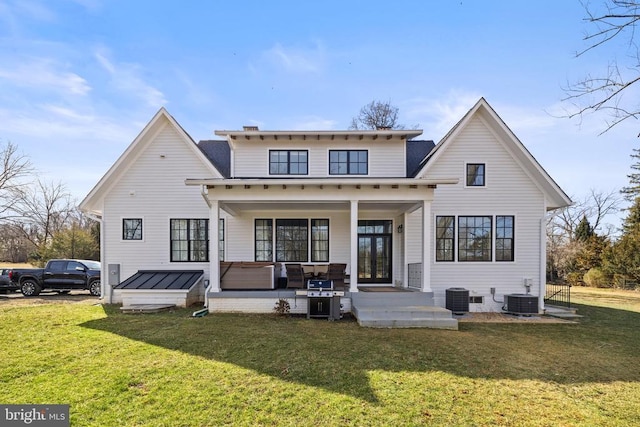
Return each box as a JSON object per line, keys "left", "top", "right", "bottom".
{"left": 85, "top": 211, "right": 110, "bottom": 303}
{"left": 540, "top": 214, "right": 547, "bottom": 313}
{"left": 194, "top": 185, "right": 214, "bottom": 316}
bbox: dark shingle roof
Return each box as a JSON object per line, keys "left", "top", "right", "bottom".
{"left": 406, "top": 140, "right": 436, "bottom": 177}
{"left": 115, "top": 270, "right": 204, "bottom": 290}
{"left": 198, "top": 140, "right": 231, "bottom": 178}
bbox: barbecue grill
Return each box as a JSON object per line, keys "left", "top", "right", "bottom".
{"left": 305, "top": 279, "right": 343, "bottom": 320}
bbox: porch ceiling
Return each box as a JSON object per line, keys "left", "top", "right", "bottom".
{"left": 220, "top": 200, "right": 422, "bottom": 215}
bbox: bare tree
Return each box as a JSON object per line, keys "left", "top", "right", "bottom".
{"left": 14, "top": 179, "right": 73, "bottom": 253}
{"left": 0, "top": 141, "right": 33, "bottom": 220}
{"left": 349, "top": 100, "right": 404, "bottom": 130}
{"left": 563, "top": 1, "right": 640, "bottom": 134}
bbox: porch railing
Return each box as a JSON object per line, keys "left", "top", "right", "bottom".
{"left": 544, "top": 283, "right": 571, "bottom": 308}
{"left": 408, "top": 263, "right": 422, "bottom": 289}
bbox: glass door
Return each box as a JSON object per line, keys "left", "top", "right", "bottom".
{"left": 357, "top": 220, "right": 392, "bottom": 283}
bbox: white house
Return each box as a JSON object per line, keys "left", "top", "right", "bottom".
{"left": 80, "top": 98, "right": 571, "bottom": 328}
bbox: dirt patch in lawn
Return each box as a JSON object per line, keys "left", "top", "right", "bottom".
{"left": 456, "top": 312, "right": 575, "bottom": 323}
{"left": 0, "top": 291, "right": 98, "bottom": 307}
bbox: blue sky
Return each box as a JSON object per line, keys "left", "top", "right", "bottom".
{"left": 0, "top": 0, "right": 636, "bottom": 230}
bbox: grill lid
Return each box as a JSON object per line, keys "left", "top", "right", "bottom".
{"left": 307, "top": 279, "right": 333, "bottom": 290}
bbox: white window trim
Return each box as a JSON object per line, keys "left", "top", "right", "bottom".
{"left": 463, "top": 161, "right": 488, "bottom": 189}
{"left": 121, "top": 216, "right": 145, "bottom": 242}
{"left": 432, "top": 213, "right": 517, "bottom": 263}
{"left": 327, "top": 148, "right": 370, "bottom": 177}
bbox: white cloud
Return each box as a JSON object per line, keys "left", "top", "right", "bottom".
{"left": 95, "top": 48, "right": 167, "bottom": 107}
{"left": 255, "top": 41, "right": 326, "bottom": 75}
{"left": 404, "top": 90, "right": 481, "bottom": 140}
{"left": 0, "top": 57, "right": 91, "bottom": 95}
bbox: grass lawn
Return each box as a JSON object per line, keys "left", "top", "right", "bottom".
{"left": 1, "top": 288, "right": 639, "bottom": 426}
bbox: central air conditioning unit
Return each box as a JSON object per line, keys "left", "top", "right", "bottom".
{"left": 504, "top": 294, "right": 538, "bottom": 315}
{"left": 446, "top": 288, "right": 469, "bottom": 314}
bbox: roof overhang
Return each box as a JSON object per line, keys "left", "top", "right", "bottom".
{"left": 186, "top": 177, "right": 457, "bottom": 189}
{"left": 214, "top": 129, "right": 424, "bottom": 146}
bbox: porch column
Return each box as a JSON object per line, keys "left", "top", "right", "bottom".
{"left": 421, "top": 199, "right": 432, "bottom": 292}
{"left": 350, "top": 200, "right": 359, "bottom": 292}
{"left": 209, "top": 199, "right": 220, "bottom": 293}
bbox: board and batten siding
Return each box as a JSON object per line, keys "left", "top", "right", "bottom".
{"left": 103, "top": 123, "right": 214, "bottom": 287}
{"left": 232, "top": 138, "right": 406, "bottom": 178}
{"left": 410, "top": 116, "right": 546, "bottom": 310}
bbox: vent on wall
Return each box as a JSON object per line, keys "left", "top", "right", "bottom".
{"left": 446, "top": 288, "right": 469, "bottom": 314}
{"left": 504, "top": 294, "right": 538, "bottom": 315}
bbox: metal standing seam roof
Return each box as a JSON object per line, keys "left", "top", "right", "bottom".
{"left": 115, "top": 270, "right": 204, "bottom": 290}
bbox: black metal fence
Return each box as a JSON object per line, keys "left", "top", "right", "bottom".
{"left": 544, "top": 283, "right": 571, "bottom": 308}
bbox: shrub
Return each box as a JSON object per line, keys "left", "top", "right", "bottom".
{"left": 583, "top": 268, "right": 610, "bottom": 288}
{"left": 273, "top": 299, "right": 290, "bottom": 316}
{"left": 566, "top": 272, "right": 584, "bottom": 287}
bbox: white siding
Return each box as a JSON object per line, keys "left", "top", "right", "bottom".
{"left": 232, "top": 137, "right": 406, "bottom": 178}
{"left": 225, "top": 210, "right": 351, "bottom": 269}
{"left": 103, "top": 123, "right": 214, "bottom": 287}
{"left": 413, "top": 116, "right": 546, "bottom": 311}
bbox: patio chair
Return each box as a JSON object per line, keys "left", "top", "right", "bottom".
{"left": 327, "top": 263, "right": 347, "bottom": 290}
{"left": 285, "top": 264, "right": 305, "bottom": 289}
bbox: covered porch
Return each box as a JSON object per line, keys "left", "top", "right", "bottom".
{"left": 185, "top": 177, "right": 457, "bottom": 299}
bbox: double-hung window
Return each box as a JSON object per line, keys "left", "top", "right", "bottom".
{"left": 170, "top": 219, "right": 209, "bottom": 262}
{"left": 496, "top": 216, "right": 514, "bottom": 262}
{"left": 311, "top": 219, "right": 329, "bottom": 262}
{"left": 269, "top": 150, "right": 308, "bottom": 175}
{"left": 435, "top": 216, "right": 455, "bottom": 261}
{"left": 255, "top": 219, "right": 273, "bottom": 262}
{"left": 329, "top": 150, "right": 368, "bottom": 175}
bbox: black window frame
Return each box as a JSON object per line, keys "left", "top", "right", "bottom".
{"left": 276, "top": 219, "right": 308, "bottom": 262}
{"left": 254, "top": 219, "right": 273, "bottom": 262}
{"left": 329, "top": 150, "right": 368, "bottom": 175}
{"left": 123, "top": 218, "right": 143, "bottom": 241}
{"left": 269, "top": 150, "right": 308, "bottom": 175}
{"left": 435, "top": 216, "right": 455, "bottom": 262}
{"left": 311, "top": 219, "right": 330, "bottom": 262}
{"left": 458, "top": 216, "right": 492, "bottom": 262}
{"left": 496, "top": 215, "right": 515, "bottom": 262}
{"left": 466, "top": 163, "right": 486, "bottom": 187}
{"left": 170, "top": 219, "right": 209, "bottom": 262}
{"left": 218, "top": 218, "right": 225, "bottom": 261}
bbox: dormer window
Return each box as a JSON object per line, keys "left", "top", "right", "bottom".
{"left": 269, "top": 150, "right": 308, "bottom": 175}
{"left": 329, "top": 150, "right": 368, "bottom": 175}
{"left": 466, "top": 163, "right": 485, "bottom": 186}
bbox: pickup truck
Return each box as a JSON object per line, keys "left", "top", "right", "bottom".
{"left": 0, "top": 268, "right": 19, "bottom": 293}
{"left": 9, "top": 259, "right": 101, "bottom": 297}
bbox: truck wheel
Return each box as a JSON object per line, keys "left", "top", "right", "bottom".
{"left": 21, "top": 280, "right": 41, "bottom": 297}
{"left": 89, "top": 280, "right": 101, "bottom": 296}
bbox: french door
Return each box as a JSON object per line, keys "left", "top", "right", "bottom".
{"left": 357, "top": 220, "right": 392, "bottom": 283}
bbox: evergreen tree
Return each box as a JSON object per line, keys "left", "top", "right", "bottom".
{"left": 574, "top": 215, "right": 594, "bottom": 242}
{"left": 621, "top": 148, "right": 640, "bottom": 201}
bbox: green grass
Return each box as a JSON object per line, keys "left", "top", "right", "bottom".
{"left": 1, "top": 289, "right": 639, "bottom": 426}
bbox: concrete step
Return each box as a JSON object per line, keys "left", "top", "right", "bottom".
{"left": 351, "top": 291, "right": 434, "bottom": 307}
{"left": 545, "top": 305, "right": 583, "bottom": 319}
{"left": 353, "top": 305, "right": 458, "bottom": 330}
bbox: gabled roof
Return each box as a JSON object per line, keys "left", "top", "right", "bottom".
{"left": 79, "top": 108, "right": 223, "bottom": 216}
{"left": 406, "top": 140, "right": 436, "bottom": 177}
{"left": 198, "top": 140, "right": 231, "bottom": 178}
{"left": 415, "top": 98, "right": 571, "bottom": 210}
